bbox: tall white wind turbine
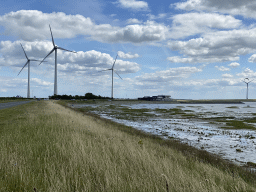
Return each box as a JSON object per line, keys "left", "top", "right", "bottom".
{"left": 243, "top": 78, "right": 253, "bottom": 99}
{"left": 18, "top": 43, "right": 43, "bottom": 98}
{"left": 100, "top": 55, "right": 122, "bottom": 99}
{"left": 39, "top": 24, "right": 76, "bottom": 95}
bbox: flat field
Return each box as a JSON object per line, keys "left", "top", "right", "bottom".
{"left": 0, "top": 100, "right": 256, "bottom": 191}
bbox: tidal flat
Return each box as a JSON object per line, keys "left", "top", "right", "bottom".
{"left": 70, "top": 101, "right": 256, "bottom": 168}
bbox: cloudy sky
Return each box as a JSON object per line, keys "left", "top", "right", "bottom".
{"left": 1, "top": 0, "right": 256, "bottom": 99}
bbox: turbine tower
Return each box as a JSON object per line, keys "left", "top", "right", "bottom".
{"left": 39, "top": 24, "right": 76, "bottom": 95}
{"left": 100, "top": 55, "right": 122, "bottom": 99}
{"left": 18, "top": 43, "right": 43, "bottom": 98}
{"left": 243, "top": 78, "right": 253, "bottom": 99}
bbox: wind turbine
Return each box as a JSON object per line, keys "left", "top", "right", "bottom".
{"left": 100, "top": 55, "right": 122, "bottom": 99}
{"left": 18, "top": 43, "right": 44, "bottom": 98}
{"left": 39, "top": 24, "right": 76, "bottom": 95}
{"left": 242, "top": 78, "right": 253, "bottom": 99}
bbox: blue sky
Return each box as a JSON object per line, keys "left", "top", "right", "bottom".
{"left": 1, "top": 0, "right": 256, "bottom": 99}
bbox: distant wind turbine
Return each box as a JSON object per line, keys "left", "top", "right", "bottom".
{"left": 18, "top": 43, "right": 45, "bottom": 98}
{"left": 242, "top": 78, "right": 253, "bottom": 99}
{"left": 39, "top": 24, "right": 76, "bottom": 95}
{"left": 100, "top": 55, "right": 122, "bottom": 99}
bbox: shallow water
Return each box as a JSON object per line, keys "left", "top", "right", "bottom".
{"left": 72, "top": 102, "right": 256, "bottom": 166}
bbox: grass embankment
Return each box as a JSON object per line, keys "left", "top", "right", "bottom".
{"left": 0, "top": 101, "right": 255, "bottom": 191}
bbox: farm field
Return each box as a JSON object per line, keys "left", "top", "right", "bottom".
{"left": 69, "top": 100, "right": 256, "bottom": 167}
{"left": 0, "top": 100, "right": 256, "bottom": 191}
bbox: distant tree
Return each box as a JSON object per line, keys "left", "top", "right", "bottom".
{"left": 49, "top": 92, "right": 110, "bottom": 100}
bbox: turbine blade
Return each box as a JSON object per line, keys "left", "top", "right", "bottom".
{"left": 20, "top": 43, "right": 28, "bottom": 60}
{"left": 17, "top": 61, "right": 29, "bottom": 76}
{"left": 39, "top": 48, "right": 55, "bottom": 65}
{"left": 114, "top": 70, "right": 123, "bottom": 80}
{"left": 30, "top": 59, "right": 47, "bottom": 62}
{"left": 99, "top": 69, "right": 111, "bottom": 72}
{"left": 112, "top": 55, "right": 118, "bottom": 69}
{"left": 49, "top": 24, "right": 55, "bottom": 47}
{"left": 57, "top": 47, "right": 76, "bottom": 53}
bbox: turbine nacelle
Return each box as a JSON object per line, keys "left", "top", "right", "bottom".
{"left": 18, "top": 43, "right": 45, "bottom": 76}
{"left": 39, "top": 25, "right": 76, "bottom": 65}
{"left": 243, "top": 78, "right": 253, "bottom": 84}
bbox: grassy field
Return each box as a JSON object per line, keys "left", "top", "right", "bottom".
{"left": 0, "top": 100, "right": 256, "bottom": 191}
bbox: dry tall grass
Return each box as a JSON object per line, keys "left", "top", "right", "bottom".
{"left": 0, "top": 100, "right": 255, "bottom": 191}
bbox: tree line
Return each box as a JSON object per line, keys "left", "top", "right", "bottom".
{"left": 49, "top": 93, "right": 110, "bottom": 100}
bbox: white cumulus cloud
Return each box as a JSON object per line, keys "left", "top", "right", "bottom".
{"left": 136, "top": 67, "right": 202, "bottom": 84}
{"left": 170, "top": 12, "right": 241, "bottom": 39}
{"left": 215, "top": 66, "right": 230, "bottom": 71}
{"left": 237, "top": 68, "right": 256, "bottom": 78}
{"left": 31, "top": 78, "right": 53, "bottom": 86}
{"left": 248, "top": 54, "right": 256, "bottom": 63}
{"left": 167, "top": 28, "right": 256, "bottom": 63}
{"left": 174, "top": 0, "right": 256, "bottom": 19}
{"left": 222, "top": 73, "right": 233, "bottom": 78}
{"left": 228, "top": 62, "right": 240, "bottom": 68}
{"left": 116, "top": 0, "right": 149, "bottom": 11}
{"left": 0, "top": 10, "right": 168, "bottom": 44}
{"left": 118, "top": 51, "right": 139, "bottom": 59}
{"left": 126, "top": 18, "right": 142, "bottom": 24}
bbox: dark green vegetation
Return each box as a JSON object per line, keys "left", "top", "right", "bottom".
{"left": 201, "top": 117, "right": 256, "bottom": 130}
{"left": 50, "top": 92, "right": 110, "bottom": 100}
{"left": 0, "top": 97, "right": 32, "bottom": 103}
{"left": 0, "top": 97, "right": 27, "bottom": 100}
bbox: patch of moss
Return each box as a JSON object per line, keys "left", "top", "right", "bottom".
{"left": 226, "top": 106, "right": 239, "bottom": 109}
{"left": 168, "top": 108, "right": 185, "bottom": 114}
{"left": 222, "top": 120, "right": 256, "bottom": 130}
{"left": 183, "top": 110, "right": 194, "bottom": 112}
{"left": 245, "top": 117, "right": 256, "bottom": 124}
{"left": 202, "top": 116, "right": 235, "bottom": 122}
{"left": 154, "top": 108, "right": 169, "bottom": 113}
{"left": 182, "top": 114, "right": 196, "bottom": 117}
{"left": 236, "top": 148, "right": 243, "bottom": 152}
{"left": 246, "top": 162, "right": 256, "bottom": 167}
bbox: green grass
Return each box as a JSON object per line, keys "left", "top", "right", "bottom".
{"left": 226, "top": 106, "right": 239, "bottom": 109}
{"left": 221, "top": 120, "right": 256, "bottom": 130}
{"left": 1, "top": 100, "right": 255, "bottom": 191}
{"left": 247, "top": 162, "right": 256, "bottom": 168}
{"left": 182, "top": 113, "right": 196, "bottom": 117}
